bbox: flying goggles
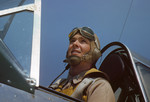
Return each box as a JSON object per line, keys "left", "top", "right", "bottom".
{"left": 68, "top": 27, "right": 95, "bottom": 41}
{"left": 68, "top": 27, "right": 100, "bottom": 49}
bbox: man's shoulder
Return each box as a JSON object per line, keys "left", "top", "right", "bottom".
{"left": 84, "top": 68, "right": 109, "bottom": 81}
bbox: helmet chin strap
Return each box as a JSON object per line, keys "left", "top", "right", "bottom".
{"left": 63, "top": 53, "right": 92, "bottom": 66}
{"left": 65, "top": 55, "right": 81, "bottom": 66}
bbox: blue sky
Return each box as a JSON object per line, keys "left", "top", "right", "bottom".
{"left": 40, "top": 0, "right": 150, "bottom": 87}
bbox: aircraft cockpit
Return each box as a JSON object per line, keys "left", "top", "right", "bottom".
{"left": 0, "top": 0, "right": 150, "bottom": 102}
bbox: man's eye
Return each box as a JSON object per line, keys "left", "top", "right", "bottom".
{"left": 70, "top": 39, "right": 75, "bottom": 44}
{"left": 81, "top": 39, "right": 87, "bottom": 43}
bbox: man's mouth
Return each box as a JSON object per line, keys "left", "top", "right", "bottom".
{"left": 71, "top": 50, "right": 81, "bottom": 55}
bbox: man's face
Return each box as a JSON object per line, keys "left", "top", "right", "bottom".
{"left": 67, "top": 33, "right": 91, "bottom": 58}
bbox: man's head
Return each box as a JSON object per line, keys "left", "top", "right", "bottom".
{"left": 64, "top": 27, "right": 101, "bottom": 67}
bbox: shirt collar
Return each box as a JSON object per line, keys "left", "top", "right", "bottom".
{"left": 67, "top": 70, "right": 88, "bottom": 84}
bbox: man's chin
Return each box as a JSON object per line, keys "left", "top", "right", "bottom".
{"left": 70, "top": 53, "right": 82, "bottom": 57}
{"left": 67, "top": 55, "right": 81, "bottom": 66}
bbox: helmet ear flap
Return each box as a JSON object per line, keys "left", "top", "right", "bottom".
{"left": 92, "top": 47, "right": 101, "bottom": 62}
{"left": 91, "top": 34, "right": 101, "bottom": 63}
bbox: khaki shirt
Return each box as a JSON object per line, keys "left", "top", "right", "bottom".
{"left": 86, "top": 77, "right": 115, "bottom": 102}
{"left": 52, "top": 68, "right": 115, "bottom": 102}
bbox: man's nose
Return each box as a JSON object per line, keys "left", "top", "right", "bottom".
{"left": 73, "top": 40, "right": 79, "bottom": 47}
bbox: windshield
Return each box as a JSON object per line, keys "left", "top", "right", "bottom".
{"left": 0, "top": 0, "right": 34, "bottom": 76}
{"left": 136, "top": 62, "right": 150, "bottom": 100}
{"left": 1, "top": 12, "right": 33, "bottom": 75}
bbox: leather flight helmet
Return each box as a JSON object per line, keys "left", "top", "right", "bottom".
{"left": 64, "top": 27, "right": 101, "bottom": 67}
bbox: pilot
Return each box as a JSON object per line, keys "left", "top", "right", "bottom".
{"left": 50, "top": 27, "right": 115, "bottom": 102}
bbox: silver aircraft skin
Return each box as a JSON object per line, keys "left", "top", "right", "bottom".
{"left": 0, "top": 0, "right": 150, "bottom": 102}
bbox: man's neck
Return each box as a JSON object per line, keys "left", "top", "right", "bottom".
{"left": 69, "top": 62, "right": 92, "bottom": 77}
